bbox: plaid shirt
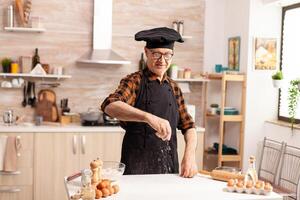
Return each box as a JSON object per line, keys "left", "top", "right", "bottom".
{"left": 101, "top": 68, "right": 195, "bottom": 133}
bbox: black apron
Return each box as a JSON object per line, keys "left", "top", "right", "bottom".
{"left": 121, "top": 70, "right": 180, "bottom": 174}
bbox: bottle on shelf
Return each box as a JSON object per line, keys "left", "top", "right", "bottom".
{"left": 138, "top": 53, "right": 146, "bottom": 71}
{"left": 172, "top": 20, "right": 178, "bottom": 32}
{"left": 7, "top": 5, "right": 14, "bottom": 27}
{"left": 32, "top": 48, "right": 40, "bottom": 69}
{"left": 178, "top": 20, "right": 184, "bottom": 36}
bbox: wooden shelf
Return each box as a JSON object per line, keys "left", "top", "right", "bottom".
{"left": 222, "top": 115, "right": 243, "bottom": 122}
{"left": 206, "top": 113, "right": 220, "bottom": 119}
{"left": 182, "top": 35, "right": 193, "bottom": 39}
{"left": 0, "top": 73, "right": 71, "bottom": 80}
{"left": 206, "top": 114, "right": 243, "bottom": 122}
{"left": 173, "top": 78, "right": 209, "bottom": 82}
{"left": 208, "top": 73, "right": 245, "bottom": 81}
{"left": 220, "top": 155, "right": 241, "bottom": 162}
{"left": 204, "top": 73, "right": 246, "bottom": 169}
{"left": 4, "top": 27, "right": 46, "bottom": 33}
{"left": 113, "top": 34, "right": 192, "bottom": 39}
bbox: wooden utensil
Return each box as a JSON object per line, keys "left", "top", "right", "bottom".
{"left": 38, "top": 89, "right": 56, "bottom": 102}
{"left": 36, "top": 97, "right": 53, "bottom": 122}
{"left": 23, "top": 0, "right": 32, "bottom": 24}
{"left": 36, "top": 89, "right": 59, "bottom": 122}
{"left": 22, "top": 82, "right": 27, "bottom": 107}
{"left": 15, "top": 0, "right": 25, "bottom": 26}
{"left": 199, "top": 170, "right": 245, "bottom": 182}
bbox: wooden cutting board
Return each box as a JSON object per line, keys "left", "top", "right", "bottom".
{"left": 36, "top": 89, "right": 59, "bottom": 122}
{"left": 15, "top": 0, "right": 25, "bottom": 26}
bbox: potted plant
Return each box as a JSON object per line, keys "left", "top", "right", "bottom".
{"left": 1, "top": 58, "right": 12, "bottom": 73}
{"left": 288, "top": 79, "right": 300, "bottom": 130}
{"left": 272, "top": 70, "right": 283, "bottom": 88}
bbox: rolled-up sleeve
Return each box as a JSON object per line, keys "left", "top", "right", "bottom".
{"left": 101, "top": 73, "right": 140, "bottom": 112}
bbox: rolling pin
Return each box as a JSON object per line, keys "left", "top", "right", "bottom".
{"left": 199, "top": 169, "right": 245, "bottom": 182}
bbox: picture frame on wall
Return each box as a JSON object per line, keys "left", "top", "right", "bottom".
{"left": 254, "top": 37, "right": 277, "bottom": 70}
{"left": 228, "top": 36, "right": 240, "bottom": 71}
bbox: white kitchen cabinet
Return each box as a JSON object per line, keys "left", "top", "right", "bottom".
{"left": 79, "top": 132, "right": 124, "bottom": 169}
{"left": 34, "top": 132, "right": 124, "bottom": 200}
{"left": 177, "top": 131, "right": 204, "bottom": 170}
{"left": 34, "top": 133, "right": 80, "bottom": 200}
{"left": 0, "top": 186, "right": 33, "bottom": 200}
{"left": 0, "top": 133, "right": 33, "bottom": 200}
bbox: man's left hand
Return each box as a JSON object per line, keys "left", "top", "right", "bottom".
{"left": 180, "top": 153, "right": 198, "bottom": 178}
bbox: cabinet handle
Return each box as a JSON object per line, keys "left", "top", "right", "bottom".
{"left": 0, "top": 187, "right": 21, "bottom": 193}
{"left": 16, "top": 136, "right": 22, "bottom": 157}
{"left": 73, "top": 135, "right": 77, "bottom": 154}
{"left": 0, "top": 171, "right": 21, "bottom": 175}
{"left": 81, "top": 135, "right": 86, "bottom": 154}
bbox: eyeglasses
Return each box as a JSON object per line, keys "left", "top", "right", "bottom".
{"left": 149, "top": 50, "right": 174, "bottom": 61}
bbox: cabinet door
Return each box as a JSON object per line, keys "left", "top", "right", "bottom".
{"left": 0, "top": 133, "right": 33, "bottom": 186}
{"left": 0, "top": 186, "right": 32, "bottom": 200}
{"left": 34, "top": 133, "right": 80, "bottom": 200}
{"left": 79, "top": 132, "right": 125, "bottom": 169}
{"left": 177, "top": 132, "right": 204, "bottom": 170}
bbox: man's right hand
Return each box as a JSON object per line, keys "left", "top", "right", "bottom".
{"left": 145, "top": 113, "right": 172, "bottom": 141}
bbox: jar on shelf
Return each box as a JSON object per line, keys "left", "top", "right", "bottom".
{"left": 168, "top": 64, "right": 178, "bottom": 79}
{"left": 184, "top": 68, "right": 191, "bottom": 79}
{"left": 11, "top": 62, "right": 20, "bottom": 73}
{"left": 177, "top": 68, "right": 184, "bottom": 79}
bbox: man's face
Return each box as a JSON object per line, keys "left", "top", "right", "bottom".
{"left": 144, "top": 47, "right": 174, "bottom": 77}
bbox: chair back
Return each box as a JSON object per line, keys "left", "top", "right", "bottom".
{"left": 258, "top": 137, "right": 285, "bottom": 184}
{"left": 278, "top": 145, "right": 300, "bottom": 200}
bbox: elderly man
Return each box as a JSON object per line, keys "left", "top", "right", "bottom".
{"left": 101, "top": 27, "right": 198, "bottom": 178}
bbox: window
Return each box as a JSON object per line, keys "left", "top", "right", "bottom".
{"left": 278, "top": 3, "right": 300, "bottom": 123}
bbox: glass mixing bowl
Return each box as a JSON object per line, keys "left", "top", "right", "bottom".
{"left": 101, "top": 161, "right": 125, "bottom": 182}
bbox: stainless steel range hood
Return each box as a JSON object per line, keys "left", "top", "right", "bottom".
{"left": 77, "top": 0, "right": 130, "bottom": 65}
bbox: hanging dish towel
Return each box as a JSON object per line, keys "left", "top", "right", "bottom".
{"left": 4, "top": 136, "right": 21, "bottom": 172}
{"left": 0, "top": 136, "right": 8, "bottom": 171}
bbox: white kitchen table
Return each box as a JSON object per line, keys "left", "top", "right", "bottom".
{"left": 66, "top": 174, "right": 282, "bottom": 200}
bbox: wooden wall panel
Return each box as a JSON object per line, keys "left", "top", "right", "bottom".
{"left": 0, "top": 0, "right": 205, "bottom": 126}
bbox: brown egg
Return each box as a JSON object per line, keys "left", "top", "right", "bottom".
{"left": 98, "top": 180, "right": 110, "bottom": 189}
{"left": 101, "top": 188, "right": 110, "bottom": 198}
{"left": 112, "top": 185, "right": 120, "bottom": 194}
{"left": 103, "top": 179, "right": 111, "bottom": 186}
{"left": 255, "top": 182, "right": 262, "bottom": 189}
{"left": 236, "top": 180, "right": 244, "bottom": 188}
{"left": 97, "top": 182, "right": 104, "bottom": 190}
{"left": 108, "top": 186, "right": 114, "bottom": 195}
{"left": 95, "top": 189, "right": 102, "bottom": 199}
{"left": 102, "top": 179, "right": 110, "bottom": 188}
{"left": 246, "top": 180, "right": 253, "bottom": 188}
{"left": 227, "top": 179, "right": 235, "bottom": 187}
{"left": 264, "top": 182, "right": 273, "bottom": 191}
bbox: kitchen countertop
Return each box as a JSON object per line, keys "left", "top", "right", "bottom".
{"left": 0, "top": 123, "right": 205, "bottom": 133}
{"left": 65, "top": 174, "right": 282, "bottom": 200}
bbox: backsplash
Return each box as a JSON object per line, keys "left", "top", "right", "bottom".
{"left": 0, "top": 0, "right": 205, "bottom": 125}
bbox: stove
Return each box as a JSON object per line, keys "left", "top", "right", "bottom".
{"left": 81, "top": 120, "right": 120, "bottom": 127}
